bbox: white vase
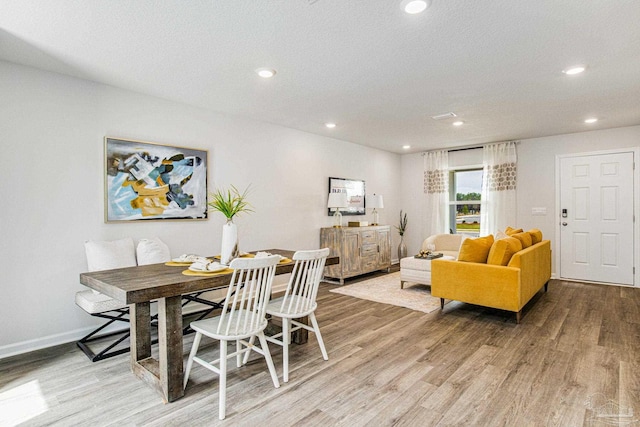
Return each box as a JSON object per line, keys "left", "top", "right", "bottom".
{"left": 220, "top": 219, "right": 239, "bottom": 265}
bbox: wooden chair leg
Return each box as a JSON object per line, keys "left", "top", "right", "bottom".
{"left": 545, "top": 281, "right": 549, "bottom": 292}
{"left": 400, "top": 280, "right": 405, "bottom": 289}
{"left": 516, "top": 310, "right": 522, "bottom": 324}
{"left": 440, "top": 298, "right": 444, "bottom": 310}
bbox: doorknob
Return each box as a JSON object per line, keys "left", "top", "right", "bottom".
{"left": 562, "top": 222, "right": 568, "bottom": 226}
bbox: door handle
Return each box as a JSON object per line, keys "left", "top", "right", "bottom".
{"left": 562, "top": 222, "right": 568, "bottom": 226}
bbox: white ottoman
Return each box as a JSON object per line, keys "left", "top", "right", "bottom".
{"left": 400, "top": 255, "right": 455, "bottom": 288}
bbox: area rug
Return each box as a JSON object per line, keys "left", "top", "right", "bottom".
{"left": 329, "top": 272, "right": 441, "bottom": 314}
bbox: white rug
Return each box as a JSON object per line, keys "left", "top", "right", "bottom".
{"left": 329, "top": 272, "right": 441, "bottom": 314}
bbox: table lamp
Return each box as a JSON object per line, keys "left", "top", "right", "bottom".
{"left": 327, "top": 192, "right": 348, "bottom": 227}
{"left": 366, "top": 194, "right": 384, "bottom": 225}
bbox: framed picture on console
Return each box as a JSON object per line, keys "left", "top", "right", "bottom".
{"left": 328, "top": 177, "right": 366, "bottom": 216}
{"left": 104, "top": 137, "right": 208, "bottom": 222}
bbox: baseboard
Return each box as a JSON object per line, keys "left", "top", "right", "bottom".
{"left": 0, "top": 325, "right": 108, "bottom": 360}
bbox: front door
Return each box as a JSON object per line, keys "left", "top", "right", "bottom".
{"left": 559, "top": 151, "right": 635, "bottom": 285}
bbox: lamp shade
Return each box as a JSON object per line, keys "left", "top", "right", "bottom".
{"left": 327, "top": 192, "right": 348, "bottom": 208}
{"left": 366, "top": 194, "right": 384, "bottom": 209}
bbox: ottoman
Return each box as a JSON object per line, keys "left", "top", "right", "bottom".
{"left": 400, "top": 255, "right": 455, "bottom": 288}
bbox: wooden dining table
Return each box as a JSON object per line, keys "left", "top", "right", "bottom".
{"left": 79, "top": 248, "right": 339, "bottom": 403}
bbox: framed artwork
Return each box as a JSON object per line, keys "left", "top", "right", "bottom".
{"left": 328, "top": 177, "right": 366, "bottom": 216}
{"left": 105, "top": 137, "right": 208, "bottom": 222}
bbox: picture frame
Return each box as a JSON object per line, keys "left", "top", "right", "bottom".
{"left": 328, "top": 177, "right": 366, "bottom": 216}
{"left": 104, "top": 137, "right": 208, "bottom": 222}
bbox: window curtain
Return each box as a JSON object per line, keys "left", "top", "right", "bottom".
{"left": 424, "top": 150, "right": 449, "bottom": 235}
{"left": 480, "top": 141, "right": 517, "bottom": 235}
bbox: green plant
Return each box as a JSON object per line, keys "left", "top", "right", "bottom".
{"left": 207, "top": 185, "right": 254, "bottom": 220}
{"left": 396, "top": 210, "right": 408, "bottom": 236}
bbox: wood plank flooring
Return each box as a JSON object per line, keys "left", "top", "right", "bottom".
{"left": 1, "top": 271, "right": 639, "bottom": 426}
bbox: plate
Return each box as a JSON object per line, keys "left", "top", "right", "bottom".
{"left": 188, "top": 264, "right": 227, "bottom": 273}
{"left": 172, "top": 255, "right": 210, "bottom": 263}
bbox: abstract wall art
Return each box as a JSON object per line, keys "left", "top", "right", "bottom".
{"left": 105, "top": 137, "right": 208, "bottom": 222}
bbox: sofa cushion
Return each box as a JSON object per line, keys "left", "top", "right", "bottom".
{"left": 511, "top": 231, "right": 532, "bottom": 248}
{"left": 458, "top": 234, "right": 494, "bottom": 263}
{"left": 528, "top": 228, "right": 543, "bottom": 245}
{"left": 505, "top": 226, "right": 523, "bottom": 236}
{"left": 487, "top": 237, "right": 523, "bottom": 266}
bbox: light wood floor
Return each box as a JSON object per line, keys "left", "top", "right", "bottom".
{"left": 2, "top": 271, "right": 640, "bottom": 426}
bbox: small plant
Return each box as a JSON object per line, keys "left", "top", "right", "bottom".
{"left": 207, "top": 185, "right": 254, "bottom": 220}
{"left": 396, "top": 210, "right": 408, "bottom": 236}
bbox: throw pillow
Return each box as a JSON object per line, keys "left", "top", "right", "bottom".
{"left": 85, "top": 237, "right": 137, "bottom": 294}
{"left": 487, "top": 237, "right": 523, "bottom": 266}
{"left": 85, "top": 237, "right": 137, "bottom": 272}
{"left": 458, "top": 234, "right": 495, "bottom": 263}
{"left": 137, "top": 237, "right": 171, "bottom": 265}
{"left": 495, "top": 230, "right": 509, "bottom": 240}
{"left": 528, "top": 228, "right": 543, "bottom": 245}
{"left": 505, "top": 226, "right": 523, "bottom": 236}
{"left": 512, "top": 231, "right": 532, "bottom": 248}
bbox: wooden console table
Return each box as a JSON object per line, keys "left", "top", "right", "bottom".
{"left": 320, "top": 226, "right": 391, "bottom": 284}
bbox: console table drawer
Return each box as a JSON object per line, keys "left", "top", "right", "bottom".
{"left": 361, "top": 231, "right": 376, "bottom": 244}
{"left": 361, "top": 244, "right": 378, "bottom": 257}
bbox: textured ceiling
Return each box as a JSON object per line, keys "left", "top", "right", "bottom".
{"left": 2, "top": 0, "right": 640, "bottom": 153}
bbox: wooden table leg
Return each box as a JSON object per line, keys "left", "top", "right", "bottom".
{"left": 130, "top": 302, "right": 151, "bottom": 362}
{"left": 158, "top": 295, "right": 184, "bottom": 402}
{"left": 292, "top": 315, "right": 309, "bottom": 344}
{"left": 131, "top": 297, "right": 185, "bottom": 403}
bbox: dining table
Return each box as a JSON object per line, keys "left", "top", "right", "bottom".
{"left": 79, "top": 248, "right": 339, "bottom": 403}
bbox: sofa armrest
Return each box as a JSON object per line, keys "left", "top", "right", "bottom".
{"left": 431, "top": 259, "right": 521, "bottom": 312}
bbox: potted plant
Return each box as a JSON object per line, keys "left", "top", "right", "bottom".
{"left": 396, "top": 210, "right": 408, "bottom": 260}
{"left": 208, "top": 185, "right": 253, "bottom": 265}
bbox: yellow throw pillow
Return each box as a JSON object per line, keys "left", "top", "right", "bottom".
{"left": 505, "top": 226, "right": 523, "bottom": 236}
{"left": 512, "top": 231, "right": 532, "bottom": 248}
{"left": 487, "top": 237, "right": 523, "bottom": 266}
{"left": 528, "top": 228, "right": 543, "bottom": 245}
{"left": 458, "top": 234, "right": 495, "bottom": 263}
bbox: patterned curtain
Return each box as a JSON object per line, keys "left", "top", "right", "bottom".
{"left": 424, "top": 150, "right": 449, "bottom": 235}
{"left": 480, "top": 141, "right": 517, "bottom": 235}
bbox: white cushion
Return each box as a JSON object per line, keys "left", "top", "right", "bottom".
{"left": 136, "top": 237, "right": 171, "bottom": 265}
{"left": 85, "top": 237, "right": 137, "bottom": 271}
{"left": 75, "top": 290, "right": 127, "bottom": 314}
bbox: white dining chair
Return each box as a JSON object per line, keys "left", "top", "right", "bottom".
{"left": 183, "top": 255, "right": 281, "bottom": 420}
{"left": 260, "top": 248, "right": 330, "bottom": 382}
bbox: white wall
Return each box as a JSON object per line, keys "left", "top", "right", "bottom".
{"left": 401, "top": 126, "right": 640, "bottom": 274}
{"left": 0, "top": 60, "right": 401, "bottom": 357}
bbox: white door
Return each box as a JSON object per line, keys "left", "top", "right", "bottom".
{"left": 559, "top": 151, "right": 635, "bottom": 285}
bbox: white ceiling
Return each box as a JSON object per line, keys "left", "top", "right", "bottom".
{"left": 2, "top": 0, "right": 640, "bottom": 153}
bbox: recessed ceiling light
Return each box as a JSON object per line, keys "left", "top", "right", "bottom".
{"left": 256, "top": 68, "right": 276, "bottom": 78}
{"left": 452, "top": 121, "right": 464, "bottom": 126}
{"left": 325, "top": 123, "right": 336, "bottom": 128}
{"left": 401, "top": 0, "right": 431, "bottom": 14}
{"left": 402, "top": 145, "right": 411, "bottom": 150}
{"left": 563, "top": 65, "right": 586, "bottom": 75}
{"left": 584, "top": 117, "right": 598, "bottom": 124}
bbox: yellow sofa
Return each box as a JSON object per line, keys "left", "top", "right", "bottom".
{"left": 431, "top": 240, "right": 551, "bottom": 323}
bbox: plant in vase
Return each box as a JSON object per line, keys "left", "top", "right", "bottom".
{"left": 207, "top": 185, "right": 254, "bottom": 265}
{"left": 396, "top": 210, "right": 408, "bottom": 260}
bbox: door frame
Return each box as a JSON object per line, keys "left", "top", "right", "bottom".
{"left": 555, "top": 147, "right": 639, "bottom": 287}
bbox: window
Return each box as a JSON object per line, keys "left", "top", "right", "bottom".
{"left": 449, "top": 168, "right": 482, "bottom": 236}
